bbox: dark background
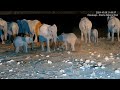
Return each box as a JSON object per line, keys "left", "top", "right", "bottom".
{"left": 0, "top": 11, "right": 120, "bottom": 38}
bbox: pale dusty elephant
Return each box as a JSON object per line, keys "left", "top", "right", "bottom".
{"left": 13, "top": 36, "right": 33, "bottom": 53}
{"left": 7, "top": 22, "right": 19, "bottom": 43}
{"left": 38, "top": 24, "right": 58, "bottom": 52}
{"left": 27, "top": 19, "right": 42, "bottom": 43}
{"left": 57, "top": 33, "right": 77, "bottom": 51}
{"left": 79, "top": 17, "right": 92, "bottom": 43}
{"left": 91, "top": 29, "right": 98, "bottom": 43}
{"left": 107, "top": 16, "right": 120, "bottom": 42}
{"left": 0, "top": 18, "right": 7, "bottom": 44}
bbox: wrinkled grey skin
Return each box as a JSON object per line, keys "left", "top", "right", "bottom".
{"left": 91, "top": 29, "right": 98, "bottom": 43}
{"left": 13, "top": 36, "right": 33, "bottom": 53}
{"left": 57, "top": 33, "right": 77, "bottom": 51}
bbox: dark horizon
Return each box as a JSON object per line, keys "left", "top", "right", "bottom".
{"left": 0, "top": 11, "right": 120, "bottom": 37}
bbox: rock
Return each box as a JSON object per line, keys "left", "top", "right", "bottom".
{"left": 115, "top": 70, "right": 120, "bottom": 74}
{"left": 17, "top": 62, "right": 20, "bottom": 65}
{"left": 91, "top": 53, "right": 94, "bottom": 56}
{"left": 36, "top": 55, "right": 39, "bottom": 57}
{"left": 60, "top": 69, "right": 65, "bottom": 73}
{"left": 46, "top": 55, "right": 50, "bottom": 57}
{"left": 90, "top": 60, "right": 95, "bottom": 63}
{"left": 97, "top": 54, "right": 100, "bottom": 58}
{"left": 116, "top": 57, "right": 119, "bottom": 60}
{"left": 101, "top": 66, "right": 105, "bottom": 69}
{"left": 9, "top": 69, "right": 13, "bottom": 72}
{"left": 97, "top": 62, "right": 102, "bottom": 67}
{"left": 0, "top": 58, "right": 4, "bottom": 62}
{"left": 105, "top": 56, "right": 109, "bottom": 61}
{"left": 62, "top": 74, "right": 67, "bottom": 76}
{"left": 48, "top": 60, "right": 52, "bottom": 64}
{"left": 7, "top": 60, "right": 14, "bottom": 63}
{"left": 85, "top": 60, "right": 90, "bottom": 63}
{"left": 109, "top": 53, "right": 113, "bottom": 56}
{"left": 67, "top": 51, "right": 71, "bottom": 54}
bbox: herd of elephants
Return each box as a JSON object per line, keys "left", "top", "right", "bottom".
{"left": 0, "top": 16, "right": 120, "bottom": 53}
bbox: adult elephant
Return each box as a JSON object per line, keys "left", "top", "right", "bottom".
{"left": 107, "top": 16, "right": 120, "bottom": 42}
{"left": 27, "top": 19, "right": 42, "bottom": 43}
{"left": 17, "top": 19, "right": 32, "bottom": 36}
{"left": 38, "top": 24, "right": 58, "bottom": 52}
{"left": 0, "top": 18, "right": 7, "bottom": 44}
{"left": 79, "top": 17, "right": 92, "bottom": 43}
{"left": 7, "top": 22, "right": 19, "bottom": 43}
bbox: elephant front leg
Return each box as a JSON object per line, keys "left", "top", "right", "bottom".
{"left": 88, "top": 30, "right": 91, "bottom": 43}
{"left": 47, "top": 39, "right": 50, "bottom": 52}
{"left": 64, "top": 42, "right": 68, "bottom": 51}
{"left": 84, "top": 33, "right": 87, "bottom": 43}
{"left": 111, "top": 32, "right": 114, "bottom": 42}
{"left": 1, "top": 35, "right": 5, "bottom": 44}
{"left": 117, "top": 30, "right": 120, "bottom": 42}
{"left": 81, "top": 32, "right": 84, "bottom": 41}
{"left": 15, "top": 47, "right": 19, "bottom": 53}
{"left": 23, "top": 43, "right": 28, "bottom": 53}
{"left": 41, "top": 42, "right": 45, "bottom": 51}
{"left": 107, "top": 32, "right": 111, "bottom": 40}
{"left": 71, "top": 43, "right": 75, "bottom": 51}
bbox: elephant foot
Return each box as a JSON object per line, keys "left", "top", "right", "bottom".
{"left": 2, "top": 41, "right": 5, "bottom": 44}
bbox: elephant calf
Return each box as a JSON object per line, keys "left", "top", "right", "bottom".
{"left": 91, "top": 29, "right": 98, "bottom": 43}
{"left": 57, "top": 33, "right": 77, "bottom": 51}
{"left": 13, "top": 36, "right": 33, "bottom": 53}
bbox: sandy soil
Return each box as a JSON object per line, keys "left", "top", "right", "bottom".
{"left": 0, "top": 37, "right": 120, "bottom": 79}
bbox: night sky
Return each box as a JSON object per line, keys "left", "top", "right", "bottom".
{"left": 0, "top": 11, "right": 120, "bottom": 37}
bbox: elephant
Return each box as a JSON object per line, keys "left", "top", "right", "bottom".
{"left": 91, "top": 29, "right": 98, "bottom": 43}
{"left": 7, "top": 22, "right": 19, "bottom": 43}
{"left": 27, "top": 19, "right": 42, "bottom": 43}
{"left": 107, "top": 16, "right": 120, "bottom": 42}
{"left": 57, "top": 33, "right": 77, "bottom": 51}
{"left": 79, "top": 17, "right": 92, "bottom": 43}
{"left": 13, "top": 36, "right": 33, "bottom": 53}
{"left": 0, "top": 18, "right": 8, "bottom": 44}
{"left": 38, "top": 24, "right": 58, "bottom": 52}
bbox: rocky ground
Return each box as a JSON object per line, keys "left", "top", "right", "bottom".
{"left": 1, "top": 37, "right": 120, "bottom": 79}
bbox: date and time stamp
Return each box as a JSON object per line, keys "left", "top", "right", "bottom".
{"left": 87, "top": 11, "right": 118, "bottom": 16}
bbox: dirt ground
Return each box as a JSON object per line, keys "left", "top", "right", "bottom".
{"left": 1, "top": 37, "right": 120, "bottom": 79}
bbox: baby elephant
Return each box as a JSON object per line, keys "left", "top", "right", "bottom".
{"left": 57, "top": 33, "right": 77, "bottom": 51}
{"left": 91, "top": 29, "right": 98, "bottom": 43}
{"left": 13, "top": 36, "right": 33, "bottom": 53}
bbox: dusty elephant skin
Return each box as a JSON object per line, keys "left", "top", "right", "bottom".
{"left": 13, "top": 36, "right": 33, "bottom": 53}
{"left": 91, "top": 29, "right": 98, "bottom": 43}
{"left": 57, "top": 33, "right": 77, "bottom": 51}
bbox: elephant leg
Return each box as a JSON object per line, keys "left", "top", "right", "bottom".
{"left": 88, "top": 31, "right": 91, "bottom": 43}
{"left": 71, "top": 42, "right": 75, "bottom": 51}
{"left": 47, "top": 39, "right": 50, "bottom": 52}
{"left": 64, "top": 42, "right": 68, "bottom": 51}
{"left": 53, "top": 38, "right": 57, "bottom": 51}
{"left": 1, "top": 35, "right": 5, "bottom": 44}
{"left": 4, "top": 32, "right": 7, "bottom": 41}
{"left": 117, "top": 30, "right": 120, "bottom": 42}
{"left": 107, "top": 32, "right": 111, "bottom": 40}
{"left": 80, "top": 31, "right": 83, "bottom": 41}
{"left": 24, "top": 43, "right": 28, "bottom": 53}
{"left": 34, "top": 35, "right": 38, "bottom": 43}
{"left": 84, "top": 33, "right": 87, "bottom": 43}
{"left": 41, "top": 42, "right": 45, "bottom": 51}
{"left": 15, "top": 47, "right": 19, "bottom": 53}
{"left": 112, "top": 32, "right": 114, "bottom": 42}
